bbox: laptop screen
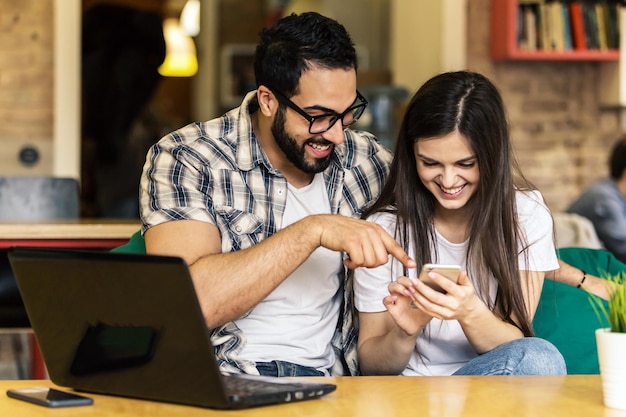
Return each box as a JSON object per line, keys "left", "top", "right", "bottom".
{"left": 8, "top": 247, "right": 232, "bottom": 408}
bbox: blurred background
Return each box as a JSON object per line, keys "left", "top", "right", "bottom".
{"left": 0, "top": 0, "right": 623, "bottom": 220}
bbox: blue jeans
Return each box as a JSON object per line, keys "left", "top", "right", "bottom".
{"left": 256, "top": 361, "right": 326, "bottom": 377}
{"left": 453, "top": 337, "right": 566, "bottom": 375}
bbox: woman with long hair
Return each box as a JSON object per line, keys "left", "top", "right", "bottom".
{"left": 354, "top": 71, "right": 566, "bottom": 376}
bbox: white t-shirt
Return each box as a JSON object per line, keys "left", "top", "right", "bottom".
{"left": 235, "top": 173, "right": 341, "bottom": 372}
{"left": 354, "top": 190, "right": 559, "bottom": 376}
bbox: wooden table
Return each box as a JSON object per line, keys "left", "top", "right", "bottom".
{"left": 0, "top": 220, "right": 140, "bottom": 249}
{"left": 0, "top": 376, "right": 624, "bottom": 416}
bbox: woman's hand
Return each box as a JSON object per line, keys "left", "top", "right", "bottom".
{"left": 397, "top": 270, "right": 486, "bottom": 323}
{"left": 383, "top": 276, "right": 433, "bottom": 335}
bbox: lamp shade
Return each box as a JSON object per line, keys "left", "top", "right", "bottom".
{"left": 180, "top": 0, "right": 200, "bottom": 37}
{"left": 158, "top": 18, "right": 198, "bottom": 77}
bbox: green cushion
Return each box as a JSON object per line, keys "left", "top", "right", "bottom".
{"left": 533, "top": 247, "right": 622, "bottom": 374}
{"left": 111, "top": 230, "right": 146, "bottom": 254}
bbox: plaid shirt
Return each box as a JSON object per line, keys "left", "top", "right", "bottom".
{"left": 140, "top": 91, "right": 392, "bottom": 376}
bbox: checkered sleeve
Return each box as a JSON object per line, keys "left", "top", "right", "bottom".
{"left": 140, "top": 126, "right": 217, "bottom": 231}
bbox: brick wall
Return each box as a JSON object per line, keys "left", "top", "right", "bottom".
{"left": 0, "top": 0, "right": 54, "bottom": 174}
{"left": 468, "top": 0, "right": 621, "bottom": 212}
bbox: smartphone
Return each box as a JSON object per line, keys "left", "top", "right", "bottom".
{"left": 6, "top": 387, "right": 93, "bottom": 408}
{"left": 418, "top": 263, "right": 461, "bottom": 293}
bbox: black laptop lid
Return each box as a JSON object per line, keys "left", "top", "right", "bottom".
{"left": 7, "top": 247, "right": 232, "bottom": 409}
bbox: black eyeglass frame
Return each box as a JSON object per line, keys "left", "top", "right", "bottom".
{"left": 271, "top": 89, "right": 368, "bottom": 134}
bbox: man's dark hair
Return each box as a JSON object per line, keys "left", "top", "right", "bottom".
{"left": 609, "top": 136, "right": 626, "bottom": 180}
{"left": 253, "top": 12, "right": 357, "bottom": 97}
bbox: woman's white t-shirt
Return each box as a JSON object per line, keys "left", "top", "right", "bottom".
{"left": 353, "top": 190, "right": 559, "bottom": 376}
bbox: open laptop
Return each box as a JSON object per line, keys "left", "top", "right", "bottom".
{"left": 7, "top": 247, "right": 336, "bottom": 409}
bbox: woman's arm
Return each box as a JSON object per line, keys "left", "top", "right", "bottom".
{"left": 547, "top": 260, "right": 613, "bottom": 300}
{"left": 357, "top": 312, "right": 417, "bottom": 375}
{"left": 357, "top": 278, "right": 432, "bottom": 375}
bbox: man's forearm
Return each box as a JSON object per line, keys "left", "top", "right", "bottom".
{"left": 190, "top": 217, "right": 323, "bottom": 328}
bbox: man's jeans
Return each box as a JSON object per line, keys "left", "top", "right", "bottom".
{"left": 256, "top": 360, "right": 326, "bottom": 377}
{"left": 453, "top": 337, "right": 566, "bottom": 375}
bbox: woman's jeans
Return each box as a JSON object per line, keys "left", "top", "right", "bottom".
{"left": 453, "top": 337, "right": 566, "bottom": 375}
{"left": 255, "top": 338, "right": 566, "bottom": 377}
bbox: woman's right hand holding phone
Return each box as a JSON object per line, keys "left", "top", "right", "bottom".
{"left": 410, "top": 269, "right": 486, "bottom": 323}
{"left": 385, "top": 267, "right": 485, "bottom": 334}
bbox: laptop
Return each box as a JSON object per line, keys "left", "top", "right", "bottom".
{"left": 7, "top": 247, "right": 336, "bottom": 409}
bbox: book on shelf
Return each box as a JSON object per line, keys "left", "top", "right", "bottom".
{"left": 549, "top": 1, "right": 566, "bottom": 50}
{"left": 561, "top": 3, "right": 573, "bottom": 50}
{"left": 520, "top": 3, "right": 538, "bottom": 50}
{"left": 539, "top": 2, "right": 552, "bottom": 50}
{"left": 581, "top": 2, "right": 600, "bottom": 50}
{"left": 595, "top": 2, "right": 609, "bottom": 50}
{"left": 569, "top": 1, "right": 587, "bottom": 50}
{"left": 604, "top": 2, "right": 619, "bottom": 50}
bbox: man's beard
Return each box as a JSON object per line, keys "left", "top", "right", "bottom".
{"left": 271, "top": 108, "right": 334, "bottom": 174}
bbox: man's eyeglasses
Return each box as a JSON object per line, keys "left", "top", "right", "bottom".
{"left": 272, "top": 90, "right": 368, "bottom": 134}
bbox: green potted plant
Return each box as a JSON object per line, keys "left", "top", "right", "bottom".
{"left": 591, "top": 272, "right": 626, "bottom": 410}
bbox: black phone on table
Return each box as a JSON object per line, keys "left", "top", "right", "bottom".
{"left": 6, "top": 387, "right": 93, "bottom": 408}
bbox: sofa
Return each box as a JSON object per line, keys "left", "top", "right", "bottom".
{"left": 534, "top": 247, "right": 619, "bottom": 374}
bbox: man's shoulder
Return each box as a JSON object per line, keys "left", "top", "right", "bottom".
{"left": 569, "top": 179, "right": 620, "bottom": 209}
{"left": 581, "top": 179, "right": 617, "bottom": 196}
{"left": 343, "top": 128, "right": 389, "bottom": 151}
{"left": 159, "top": 92, "right": 256, "bottom": 147}
{"left": 153, "top": 112, "right": 248, "bottom": 163}
{"left": 338, "top": 129, "right": 393, "bottom": 168}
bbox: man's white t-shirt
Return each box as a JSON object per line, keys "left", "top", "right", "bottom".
{"left": 235, "top": 173, "right": 341, "bottom": 373}
{"left": 354, "top": 190, "right": 559, "bottom": 376}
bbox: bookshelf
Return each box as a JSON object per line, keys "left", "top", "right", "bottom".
{"left": 491, "top": 0, "right": 620, "bottom": 61}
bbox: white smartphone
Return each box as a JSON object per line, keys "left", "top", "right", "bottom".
{"left": 6, "top": 387, "right": 93, "bottom": 408}
{"left": 418, "top": 263, "right": 462, "bottom": 293}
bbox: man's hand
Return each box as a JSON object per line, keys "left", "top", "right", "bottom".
{"left": 310, "top": 214, "right": 415, "bottom": 269}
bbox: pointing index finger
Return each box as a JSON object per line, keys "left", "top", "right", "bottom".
{"left": 382, "top": 232, "right": 415, "bottom": 269}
